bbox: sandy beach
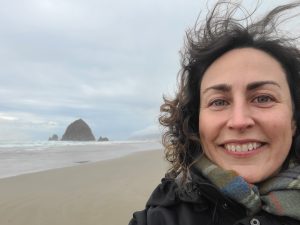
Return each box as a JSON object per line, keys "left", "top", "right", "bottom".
{"left": 0, "top": 149, "right": 167, "bottom": 225}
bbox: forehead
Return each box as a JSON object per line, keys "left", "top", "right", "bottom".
{"left": 200, "top": 48, "right": 288, "bottom": 89}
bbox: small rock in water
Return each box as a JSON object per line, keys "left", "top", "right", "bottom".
{"left": 98, "top": 136, "right": 109, "bottom": 142}
{"left": 48, "top": 134, "right": 59, "bottom": 141}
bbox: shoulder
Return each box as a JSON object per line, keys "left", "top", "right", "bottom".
{"left": 129, "top": 177, "right": 211, "bottom": 225}
{"left": 129, "top": 167, "right": 300, "bottom": 225}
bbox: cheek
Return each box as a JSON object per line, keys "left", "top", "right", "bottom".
{"left": 199, "top": 116, "right": 207, "bottom": 142}
{"left": 265, "top": 116, "right": 294, "bottom": 148}
{"left": 199, "top": 114, "right": 217, "bottom": 143}
{"left": 260, "top": 110, "right": 294, "bottom": 133}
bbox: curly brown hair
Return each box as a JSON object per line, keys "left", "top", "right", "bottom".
{"left": 159, "top": 1, "right": 300, "bottom": 180}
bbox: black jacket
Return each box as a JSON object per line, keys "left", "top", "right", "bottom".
{"left": 129, "top": 167, "right": 300, "bottom": 225}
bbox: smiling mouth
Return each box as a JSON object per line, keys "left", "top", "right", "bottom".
{"left": 222, "top": 142, "right": 265, "bottom": 152}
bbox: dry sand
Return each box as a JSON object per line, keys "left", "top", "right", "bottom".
{"left": 0, "top": 149, "right": 167, "bottom": 225}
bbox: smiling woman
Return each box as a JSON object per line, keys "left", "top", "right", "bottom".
{"left": 199, "top": 48, "right": 295, "bottom": 184}
{"left": 129, "top": 1, "right": 300, "bottom": 225}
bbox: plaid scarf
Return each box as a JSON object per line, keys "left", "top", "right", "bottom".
{"left": 194, "top": 155, "right": 300, "bottom": 220}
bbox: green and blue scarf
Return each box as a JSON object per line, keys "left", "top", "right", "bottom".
{"left": 194, "top": 155, "right": 300, "bottom": 220}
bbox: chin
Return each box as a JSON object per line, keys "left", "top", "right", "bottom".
{"left": 243, "top": 176, "right": 260, "bottom": 184}
{"left": 237, "top": 172, "right": 265, "bottom": 184}
{"left": 239, "top": 174, "right": 266, "bottom": 184}
{"left": 238, "top": 168, "right": 281, "bottom": 184}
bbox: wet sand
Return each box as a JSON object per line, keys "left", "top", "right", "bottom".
{"left": 0, "top": 149, "right": 167, "bottom": 225}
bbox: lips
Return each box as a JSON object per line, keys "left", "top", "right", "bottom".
{"left": 223, "top": 142, "right": 264, "bottom": 152}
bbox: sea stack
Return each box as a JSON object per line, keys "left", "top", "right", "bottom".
{"left": 61, "top": 119, "right": 95, "bottom": 141}
{"left": 48, "top": 134, "right": 59, "bottom": 141}
{"left": 98, "top": 136, "right": 109, "bottom": 142}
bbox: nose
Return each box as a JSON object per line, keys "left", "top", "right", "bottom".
{"left": 226, "top": 102, "right": 255, "bottom": 131}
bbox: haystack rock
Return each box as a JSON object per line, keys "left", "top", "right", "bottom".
{"left": 61, "top": 119, "right": 95, "bottom": 141}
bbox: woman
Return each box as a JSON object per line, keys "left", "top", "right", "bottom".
{"left": 129, "top": 1, "right": 300, "bottom": 225}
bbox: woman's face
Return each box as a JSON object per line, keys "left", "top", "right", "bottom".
{"left": 199, "top": 48, "right": 295, "bottom": 183}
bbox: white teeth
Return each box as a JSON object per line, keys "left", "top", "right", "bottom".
{"left": 242, "top": 144, "right": 248, "bottom": 152}
{"left": 248, "top": 143, "right": 253, "bottom": 151}
{"left": 224, "top": 142, "right": 262, "bottom": 152}
{"left": 253, "top": 143, "right": 257, "bottom": 149}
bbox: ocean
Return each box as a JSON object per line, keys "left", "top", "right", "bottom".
{"left": 0, "top": 140, "right": 163, "bottom": 179}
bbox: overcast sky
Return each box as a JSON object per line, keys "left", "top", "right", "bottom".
{"left": 0, "top": 0, "right": 297, "bottom": 141}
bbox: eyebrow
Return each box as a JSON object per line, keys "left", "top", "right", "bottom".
{"left": 247, "top": 81, "right": 280, "bottom": 90}
{"left": 202, "top": 80, "right": 281, "bottom": 94}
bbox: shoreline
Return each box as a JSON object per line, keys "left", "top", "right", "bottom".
{"left": 0, "top": 149, "right": 167, "bottom": 225}
{"left": 0, "top": 140, "right": 163, "bottom": 179}
{"left": 0, "top": 148, "right": 162, "bottom": 180}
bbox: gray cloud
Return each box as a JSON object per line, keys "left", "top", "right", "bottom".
{"left": 0, "top": 0, "right": 296, "bottom": 141}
